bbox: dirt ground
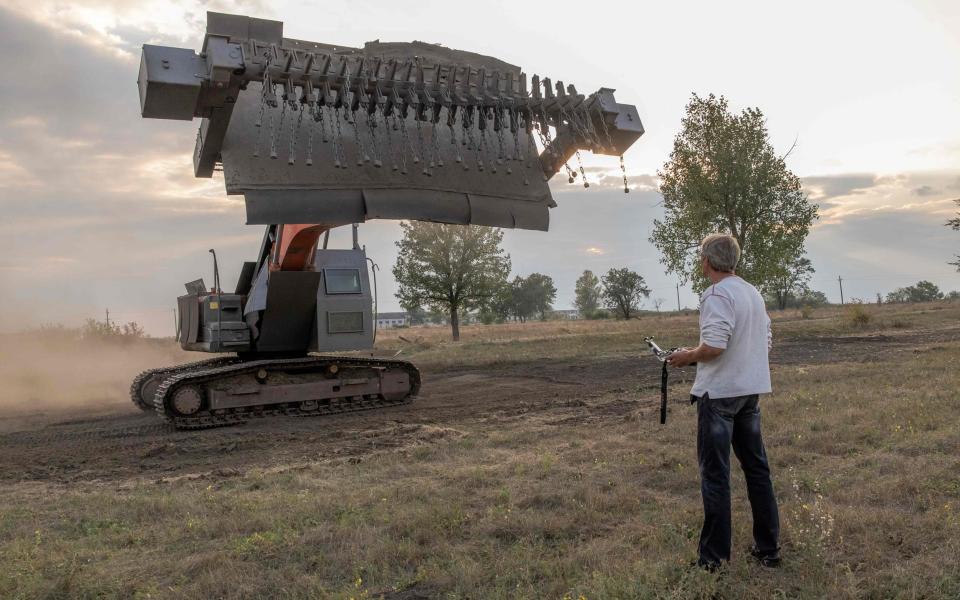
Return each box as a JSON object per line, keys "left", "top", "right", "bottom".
{"left": 2, "top": 305, "right": 959, "bottom": 598}
{"left": 1, "top": 322, "right": 956, "bottom": 486}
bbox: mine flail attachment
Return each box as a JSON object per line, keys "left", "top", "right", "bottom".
{"left": 139, "top": 12, "right": 644, "bottom": 237}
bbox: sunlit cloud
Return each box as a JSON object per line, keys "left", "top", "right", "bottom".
{"left": 567, "top": 168, "right": 659, "bottom": 192}
{"left": 0, "top": 0, "right": 272, "bottom": 61}
{"left": 803, "top": 171, "right": 960, "bottom": 226}
{"left": 803, "top": 173, "right": 876, "bottom": 201}
{"left": 0, "top": 255, "right": 78, "bottom": 274}
{"left": 0, "top": 151, "right": 41, "bottom": 189}
{"left": 7, "top": 116, "right": 46, "bottom": 128}
{"left": 584, "top": 246, "right": 605, "bottom": 255}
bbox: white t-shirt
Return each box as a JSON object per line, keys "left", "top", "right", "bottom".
{"left": 691, "top": 275, "right": 772, "bottom": 399}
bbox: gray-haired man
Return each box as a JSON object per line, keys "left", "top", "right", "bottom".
{"left": 667, "top": 233, "right": 781, "bottom": 570}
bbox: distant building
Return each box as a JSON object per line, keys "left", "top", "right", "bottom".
{"left": 549, "top": 309, "right": 581, "bottom": 320}
{"left": 376, "top": 312, "right": 409, "bottom": 329}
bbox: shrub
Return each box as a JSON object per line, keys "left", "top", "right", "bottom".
{"left": 845, "top": 303, "right": 871, "bottom": 327}
{"left": 800, "top": 305, "right": 814, "bottom": 319}
{"left": 80, "top": 319, "right": 147, "bottom": 340}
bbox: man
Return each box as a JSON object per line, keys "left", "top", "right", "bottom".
{"left": 667, "top": 233, "right": 781, "bottom": 571}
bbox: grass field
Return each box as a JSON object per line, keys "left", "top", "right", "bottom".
{"left": 1, "top": 301, "right": 959, "bottom": 599}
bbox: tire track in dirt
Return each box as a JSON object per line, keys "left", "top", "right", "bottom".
{"left": 1, "top": 327, "right": 954, "bottom": 484}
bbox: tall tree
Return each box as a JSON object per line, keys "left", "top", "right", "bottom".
{"left": 601, "top": 268, "right": 650, "bottom": 319}
{"left": 948, "top": 198, "right": 960, "bottom": 271}
{"left": 650, "top": 93, "right": 818, "bottom": 292}
{"left": 508, "top": 276, "right": 532, "bottom": 322}
{"left": 769, "top": 256, "right": 815, "bottom": 310}
{"left": 393, "top": 222, "right": 510, "bottom": 341}
{"left": 506, "top": 274, "right": 556, "bottom": 322}
{"left": 574, "top": 270, "right": 601, "bottom": 315}
{"left": 522, "top": 273, "right": 557, "bottom": 320}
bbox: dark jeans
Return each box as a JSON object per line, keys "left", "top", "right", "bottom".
{"left": 694, "top": 393, "right": 780, "bottom": 565}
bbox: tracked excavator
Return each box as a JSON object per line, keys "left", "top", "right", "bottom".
{"left": 132, "top": 12, "right": 644, "bottom": 429}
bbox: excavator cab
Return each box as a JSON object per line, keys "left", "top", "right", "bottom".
{"left": 312, "top": 248, "right": 374, "bottom": 353}
{"left": 175, "top": 245, "right": 374, "bottom": 356}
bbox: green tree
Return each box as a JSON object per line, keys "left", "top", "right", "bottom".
{"left": 769, "top": 256, "right": 815, "bottom": 310}
{"left": 508, "top": 276, "right": 533, "bottom": 322}
{"left": 948, "top": 198, "right": 960, "bottom": 271}
{"left": 393, "top": 222, "right": 511, "bottom": 341}
{"left": 521, "top": 273, "right": 557, "bottom": 320}
{"left": 886, "top": 280, "right": 944, "bottom": 303}
{"left": 650, "top": 93, "right": 818, "bottom": 292}
{"left": 795, "top": 289, "right": 828, "bottom": 308}
{"left": 574, "top": 270, "right": 601, "bottom": 316}
{"left": 909, "top": 281, "right": 943, "bottom": 302}
{"left": 885, "top": 288, "right": 909, "bottom": 303}
{"left": 505, "top": 275, "right": 556, "bottom": 322}
{"left": 601, "top": 268, "right": 650, "bottom": 319}
{"left": 765, "top": 288, "right": 828, "bottom": 310}
{"left": 482, "top": 282, "right": 516, "bottom": 323}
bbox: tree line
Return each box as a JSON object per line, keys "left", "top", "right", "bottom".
{"left": 393, "top": 93, "right": 960, "bottom": 341}
{"left": 391, "top": 220, "right": 658, "bottom": 340}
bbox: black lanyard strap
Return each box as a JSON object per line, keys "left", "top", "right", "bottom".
{"left": 660, "top": 359, "right": 669, "bottom": 425}
{"left": 644, "top": 336, "right": 694, "bottom": 426}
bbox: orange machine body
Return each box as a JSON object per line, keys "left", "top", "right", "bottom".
{"left": 271, "top": 224, "right": 330, "bottom": 272}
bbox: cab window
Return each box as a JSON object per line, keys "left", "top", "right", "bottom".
{"left": 324, "top": 269, "right": 362, "bottom": 294}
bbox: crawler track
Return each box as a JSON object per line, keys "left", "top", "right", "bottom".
{"left": 129, "top": 357, "right": 239, "bottom": 411}
{"left": 152, "top": 356, "right": 421, "bottom": 430}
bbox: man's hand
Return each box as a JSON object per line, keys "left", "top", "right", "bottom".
{"left": 667, "top": 348, "right": 696, "bottom": 368}
{"left": 666, "top": 343, "right": 724, "bottom": 367}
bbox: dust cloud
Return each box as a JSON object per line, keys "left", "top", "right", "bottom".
{"left": 0, "top": 330, "right": 192, "bottom": 429}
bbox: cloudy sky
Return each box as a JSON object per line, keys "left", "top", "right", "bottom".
{"left": 1, "top": 0, "right": 958, "bottom": 335}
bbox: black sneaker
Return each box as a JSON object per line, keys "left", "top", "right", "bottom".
{"left": 749, "top": 546, "right": 782, "bottom": 568}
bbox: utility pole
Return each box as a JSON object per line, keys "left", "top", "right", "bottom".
{"left": 105, "top": 308, "right": 110, "bottom": 327}
{"left": 676, "top": 283, "right": 681, "bottom": 312}
{"left": 838, "top": 276, "right": 845, "bottom": 305}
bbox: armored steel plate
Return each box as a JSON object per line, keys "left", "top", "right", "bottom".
{"left": 221, "top": 82, "right": 554, "bottom": 231}
{"left": 255, "top": 271, "right": 323, "bottom": 352}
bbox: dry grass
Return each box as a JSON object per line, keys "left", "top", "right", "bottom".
{"left": 378, "top": 301, "right": 959, "bottom": 370}
{"left": 2, "top": 302, "right": 960, "bottom": 599}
